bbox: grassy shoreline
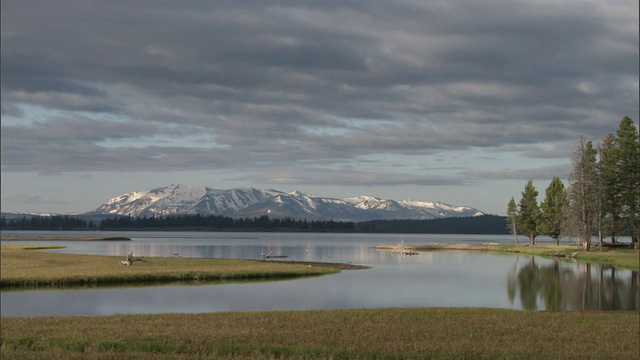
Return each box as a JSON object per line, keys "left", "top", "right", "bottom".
{"left": 2, "top": 308, "right": 638, "bottom": 359}
{"left": 2, "top": 243, "right": 638, "bottom": 359}
{"left": 0, "top": 236, "right": 132, "bottom": 241}
{"left": 375, "top": 243, "right": 640, "bottom": 271}
{"left": 0, "top": 245, "right": 365, "bottom": 289}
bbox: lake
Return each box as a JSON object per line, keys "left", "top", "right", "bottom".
{"left": 1, "top": 231, "right": 638, "bottom": 316}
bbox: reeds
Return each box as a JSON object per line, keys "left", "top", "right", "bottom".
{"left": 2, "top": 308, "right": 638, "bottom": 359}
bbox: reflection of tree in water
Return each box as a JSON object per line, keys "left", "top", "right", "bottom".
{"left": 507, "top": 256, "right": 639, "bottom": 311}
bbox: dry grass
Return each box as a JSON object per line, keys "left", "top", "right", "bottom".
{"left": 1, "top": 308, "right": 638, "bottom": 359}
{"left": 0, "top": 245, "right": 348, "bottom": 288}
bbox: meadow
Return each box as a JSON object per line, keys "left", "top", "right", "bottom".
{"left": 2, "top": 308, "right": 638, "bottom": 359}
{"left": 1, "top": 243, "right": 638, "bottom": 359}
{"left": 0, "top": 245, "right": 357, "bottom": 288}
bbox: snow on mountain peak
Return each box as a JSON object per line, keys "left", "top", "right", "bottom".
{"left": 94, "top": 184, "right": 484, "bottom": 220}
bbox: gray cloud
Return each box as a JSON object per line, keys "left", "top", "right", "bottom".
{"left": 2, "top": 194, "right": 69, "bottom": 205}
{"left": 461, "top": 164, "right": 571, "bottom": 182}
{"left": 1, "top": 0, "right": 637, "bottom": 187}
{"left": 246, "top": 167, "right": 469, "bottom": 187}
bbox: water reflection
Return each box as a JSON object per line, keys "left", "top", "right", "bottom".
{"left": 508, "top": 256, "right": 639, "bottom": 311}
{"left": 2, "top": 232, "right": 638, "bottom": 316}
{"left": 0, "top": 276, "right": 319, "bottom": 293}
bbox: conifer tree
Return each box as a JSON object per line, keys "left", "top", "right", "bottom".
{"left": 614, "top": 116, "right": 640, "bottom": 245}
{"left": 506, "top": 197, "right": 520, "bottom": 244}
{"left": 517, "top": 180, "right": 541, "bottom": 245}
{"left": 568, "top": 138, "right": 598, "bottom": 249}
{"left": 599, "top": 133, "right": 623, "bottom": 243}
{"left": 539, "top": 176, "right": 567, "bottom": 245}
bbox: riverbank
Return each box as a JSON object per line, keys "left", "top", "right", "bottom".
{"left": 0, "top": 245, "right": 365, "bottom": 288}
{"left": 2, "top": 308, "right": 637, "bottom": 359}
{"left": 374, "top": 243, "right": 640, "bottom": 271}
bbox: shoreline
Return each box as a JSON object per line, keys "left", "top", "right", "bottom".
{"left": 375, "top": 243, "right": 639, "bottom": 271}
{"left": 374, "top": 243, "right": 494, "bottom": 251}
{"left": 0, "top": 245, "right": 363, "bottom": 289}
{"left": 0, "top": 235, "right": 132, "bottom": 241}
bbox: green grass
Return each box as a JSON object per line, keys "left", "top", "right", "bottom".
{"left": 2, "top": 245, "right": 638, "bottom": 359}
{"left": 487, "top": 244, "right": 639, "bottom": 271}
{"left": 0, "top": 245, "right": 354, "bottom": 288}
{"left": 1, "top": 308, "right": 638, "bottom": 359}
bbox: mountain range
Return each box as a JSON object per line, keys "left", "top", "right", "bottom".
{"left": 90, "top": 184, "right": 484, "bottom": 222}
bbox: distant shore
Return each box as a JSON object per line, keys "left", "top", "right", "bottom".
{"left": 375, "top": 243, "right": 493, "bottom": 251}
{"left": 0, "top": 236, "right": 132, "bottom": 241}
{"left": 375, "top": 243, "right": 639, "bottom": 271}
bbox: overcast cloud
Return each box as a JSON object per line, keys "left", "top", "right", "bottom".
{"left": 1, "top": 0, "right": 638, "bottom": 214}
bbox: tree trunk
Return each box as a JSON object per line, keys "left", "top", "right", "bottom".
{"left": 511, "top": 220, "right": 520, "bottom": 245}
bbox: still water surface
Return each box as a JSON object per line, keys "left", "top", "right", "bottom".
{"left": 1, "top": 231, "right": 638, "bottom": 316}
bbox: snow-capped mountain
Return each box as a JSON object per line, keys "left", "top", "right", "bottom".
{"left": 92, "top": 184, "right": 484, "bottom": 221}
{"left": 94, "top": 184, "right": 283, "bottom": 217}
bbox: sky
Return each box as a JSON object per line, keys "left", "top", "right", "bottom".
{"left": 1, "top": 0, "right": 638, "bottom": 216}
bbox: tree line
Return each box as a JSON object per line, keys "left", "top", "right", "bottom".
{"left": 0, "top": 215, "right": 98, "bottom": 230}
{"left": 507, "top": 116, "right": 639, "bottom": 248}
{"left": 99, "top": 214, "right": 355, "bottom": 231}
{"left": 357, "top": 215, "right": 508, "bottom": 234}
{"left": 0, "top": 214, "right": 355, "bottom": 232}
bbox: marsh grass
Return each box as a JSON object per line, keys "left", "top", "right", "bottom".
{"left": 487, "top": 244, "right": 639, "bottom": 271}
{"left": 0, "top": 245, "right": 345, "bottom": 288}
{"left": 1, "top": 308, "right": 638, "bottom": 359}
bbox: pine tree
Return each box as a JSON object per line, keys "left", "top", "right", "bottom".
{"left": 599, "top": 133, "right": 623, "bottom": 244}
{"left": 614, "top": 116, "right": 640, "bottom": 245}
{"left": 517, "top": 180, "right": 541, "bottom": 245}
{"left": 506, "top": 197, "right": 520, "bottom": 244}
{"left": 568, "top": 138, "right": 598, "bottom": 249}
{"left": 539, "top": 176, "right": 567, "bottom": 245}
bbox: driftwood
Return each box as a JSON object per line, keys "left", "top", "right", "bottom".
{"left": 261, "top": 250, "right": 288, "bottom": 260}
{"left": 119, "top": 251, "right": 145, "bottom": 266}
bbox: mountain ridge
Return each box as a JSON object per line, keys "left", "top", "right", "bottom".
{"left": 91, "top": 183, "right": 484, "bottom": 221}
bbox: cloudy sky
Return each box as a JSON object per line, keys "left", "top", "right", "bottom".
{"left": 1, "top": 0, "right": 638, "bottom": 215}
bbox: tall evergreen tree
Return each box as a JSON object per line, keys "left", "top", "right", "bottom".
{"left": 614, "top": 116, "right": 640, "bottom": 245}
{"left": 568, "top": 138, "right": 598, "bottom": 249}
{"left": 539, "top": 176, "right": 567, "bottom": 245}
{"left": 517, "top": 180, "right": 541, "bottom": 245}
{"left": 506, "top": 197, "right": 520, "bottom": 244}
{"left": 599, "top": 133, "right": 623, "bottom": 244}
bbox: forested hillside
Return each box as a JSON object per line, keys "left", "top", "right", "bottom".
{"left": 357, "top": 215, "right": 508, "bottom": 234}
{"left": 1, "top": 214, "right": 507, "bottom": 234}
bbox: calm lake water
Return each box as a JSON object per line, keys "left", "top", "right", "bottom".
{"left": 1, "top": 231, "right": 638, "bottom": 317}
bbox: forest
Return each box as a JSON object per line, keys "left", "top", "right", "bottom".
{"left": 0, "top": 214, "right": 355, "bottom": 232}
{"left": 0, "top": 213, "right": 510, "bottom": 234}
{"left": 508, "top": 116, "right": 639, "bottom": 248}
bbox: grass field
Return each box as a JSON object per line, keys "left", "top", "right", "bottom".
{"left": 0, "top": 245, "right": 362, "bottom": 288}
{"left": 1, "top": 308, "right": 638, "bottom": 359}
{"left": 2, "top": 243, "right": 638, "bottom": 359}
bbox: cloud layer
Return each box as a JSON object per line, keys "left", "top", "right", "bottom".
{"left": 1, "top": 1, "right": 638, "bottom": 212}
